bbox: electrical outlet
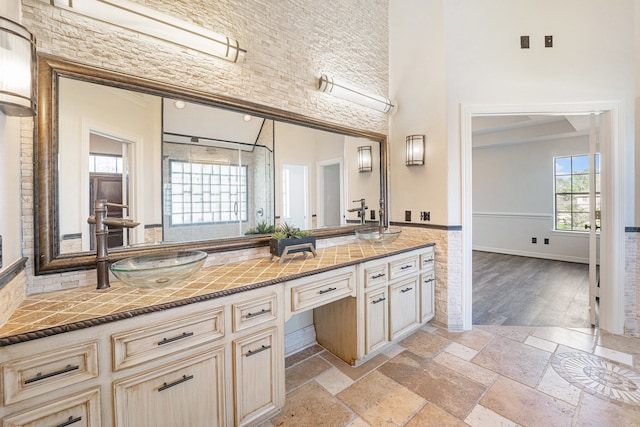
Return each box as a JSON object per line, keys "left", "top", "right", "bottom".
{"left": 544, "top": 238, "right": 549, "bottom": 245}
{"left": 545, "top": 35, "right": 553, "bottom": 48}
{"left": 520, "top": 35, "right": 530, "bottom": 49}
{"left": 420, "top": 211, "right": 431, "bottom": 221}
{"left": 370, "top": 210, "right": 376, "bottom": 220}
{"left": 531, "top": 237, "right": 537, "bottom": 244}
{"left": 405, "top": 210, "right": 412, "bottom": 222}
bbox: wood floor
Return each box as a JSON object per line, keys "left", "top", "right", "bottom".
{"left": 472, "top": 251, "right": 594, "bottom": 327}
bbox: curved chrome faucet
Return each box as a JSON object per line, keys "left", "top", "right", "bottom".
{"left": 87, "top": 199, "right": 139, "bottom": 289}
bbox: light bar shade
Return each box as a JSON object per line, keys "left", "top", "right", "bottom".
{"left": 0, "top": 17, "right": 36, "bottom": 117}
{"left": 319, "top": 74, "right": 393, "bottom": 114}
{"left": 406, "top": 135, "right": 425, "bottom": 166}
{"left": 44, "top": 0, "right": 246, "bottom": 63}
{"left": 357, "top": 146, "right": 372, "bottom": 172}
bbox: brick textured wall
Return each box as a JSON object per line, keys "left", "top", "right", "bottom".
{"left": 624, "top": 232, "right": 638, "bottom": 336}
{"left": 19, "top": 0, "right": 389, "bottom": 294}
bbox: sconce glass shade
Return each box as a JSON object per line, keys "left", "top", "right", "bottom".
{"left": 319, "top": 74, "right": 394, "bottom": 114}
{"left": 406, "top": 135, "right": 425, "bottom": 166}
{"left": 357, "top": 146, "right": 372, "bottom": 172}
{"left": 0, "top": 17, "right": 36, "bottom": 117}
{"left": 46, "top": 0, "right": 246, "bottom": 63}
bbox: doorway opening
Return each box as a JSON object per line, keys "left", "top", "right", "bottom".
{"left": 281, "top": 163, "right": 308, "bottom": 230}
{"left": 317, "top": 159, "right": 344, "bottom": 227}
{"left": 88, "top": 131, "right": 132, "bottom": 250}
{"left": 461, "top": 102, "right": 625, "bottom": 334}
{"left": 470, "top": 114, "right": 600, "bottom": 327}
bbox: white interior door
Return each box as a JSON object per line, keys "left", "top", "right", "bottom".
{"left": 281, "top": 163, "right": 307, "bottom": 229}
{"left": 588, "top": 114, "right": 601, "bottom": 326}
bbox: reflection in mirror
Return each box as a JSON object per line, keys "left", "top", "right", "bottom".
{"left": 56, "top": 76, "right": 382, "bottom": 257}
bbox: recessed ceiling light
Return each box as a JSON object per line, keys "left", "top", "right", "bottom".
{"left": 174, "top": 100, "right": 186, "bottom": 109}
{"left": 243, "top": 114, "right": 252, "bottom": 122}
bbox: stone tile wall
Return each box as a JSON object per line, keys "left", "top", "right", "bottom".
{"left": 0, "top": 271, "right": 25, "bottom": 328}
{"left": 19, "top": 0, "right": 388, "bottom": 295}
{"left": 624, "top": 231, "right": 638, "bottom": 336}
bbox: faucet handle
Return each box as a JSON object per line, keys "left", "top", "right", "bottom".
{"left": 352, "top": 198, "right": 365, "bottom": 203}
{"left": 105, "top": 202, "right": 129, "bottom": 209}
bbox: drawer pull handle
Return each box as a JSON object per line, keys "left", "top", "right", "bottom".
{"left": 424, "top": 278, "right": 435, "bottom": 284}
{"left": 400, "top": 264, "right": 413, "bottom": 270}
{"left": 246, "top": 308, "right": 272, "bottom": 319}
{"left": 319, "top": 287, "right": 337, "bottom": 294}
{"left": 372, "top": 297, "right": 386, "bottom": 304}
{"left": 55, "top": 416, "right": 82, "bottom": 427}
{"left": 24, "top": 364, "right": 80, "bottom": 384}
{"left": 400, "top": 287, "right": 413, "bottom": 293}
{"left": 246, "top": 345, "right": 271, "bottom": 357}
{"left": 423, "top": 258, "right": 434, "bottom": 263}
{"left": 158, "top": 331, "right": 194, "bottom": 346}
{"left": 158, "top": 374, "right": 194, "bottom": 392}
{"left": 371, "top": 273, "right": 386, "bottom": 279}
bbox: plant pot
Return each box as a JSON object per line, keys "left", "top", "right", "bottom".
{"left": 269, "top": 236, "right": 317, "bottom": 258}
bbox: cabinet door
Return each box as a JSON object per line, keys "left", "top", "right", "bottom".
{"left": 233, "top": 327, "right": 283, "bottom": 427}
{"left": 2, "top": 388, "right": 100, "bottom": 427}
{"left": 113, "top": 349, "right": 225, "bottom": 427}
{"left": 365, "top": 288, "right": 388, "bottom": 355}
{"left": 420, "top": 272, "right": 435, "bottom": 322}
{"left": 389, "top": 277, "right": 420, "bottom": 340}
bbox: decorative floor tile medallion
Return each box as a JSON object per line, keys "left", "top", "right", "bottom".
{"left": 552, "top": 352, "right": 640, "bottom": 406}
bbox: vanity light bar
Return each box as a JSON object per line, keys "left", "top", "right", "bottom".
{"left": 43, "top": 0, "right": 246, "bottom": 63}
{"left": 318, "top": 74, "right": 394, "bottom": 114}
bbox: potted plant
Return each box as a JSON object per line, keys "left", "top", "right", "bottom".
{"left": 269, "top": 223, "right": 316, "bottom": 259}
{"left": 244, "top": 220, "right": 276, "bottom": 235}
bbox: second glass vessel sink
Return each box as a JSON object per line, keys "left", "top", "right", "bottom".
{"left": 355, "top": 227, "right": 402, "bottom": 244}
{"left": 110, "top": 250, "right": 208, "bottom": 288}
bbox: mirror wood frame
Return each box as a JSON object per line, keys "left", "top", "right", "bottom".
{"left": 35, "top": 55, "right": 389, "bottom": 274}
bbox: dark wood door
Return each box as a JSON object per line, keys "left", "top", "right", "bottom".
{"left": 89, "top": 173, "right": 124, "bottom": 250}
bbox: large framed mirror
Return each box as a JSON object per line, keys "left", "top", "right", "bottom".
{"left": 36, "top": 55, "right": 388, "bottom": 274}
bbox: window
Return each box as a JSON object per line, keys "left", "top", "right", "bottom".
{"left": 554, "top": 154, "right": 600, "bottom": 231}
{"left": 89, "top": 153, "right": 122, "bottom": 174}
{"left": 169, "top": 160, "right": 248, "bottom": 225}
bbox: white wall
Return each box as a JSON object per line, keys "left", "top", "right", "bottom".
{"left": 58, "top": 78, "right": 162, "bottom": 250}
{"left": 473, "top": 135, "right": 599, "bottom": 263}
{"left": 389, "top": 0, "right": 448, "bottom": 225}
{"left": 0, "top": 116, "right": 23, "bottom": 271}
{"left": 0, "top": 1, "right": 25, "bottom": 273}
{"left": 345, "top": 137, "right": 381, "bottom": 223}
{"left": 390, "top": 0, "right": 636, "bottom": 226}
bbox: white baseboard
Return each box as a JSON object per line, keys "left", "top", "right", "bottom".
{"left": 472, "top": 246, "right": 590, "bottom": 264}
{"left": 284, "top": 325, "right": 317, "bottom": 357}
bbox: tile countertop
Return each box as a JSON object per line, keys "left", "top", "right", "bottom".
{"left": 0, "top": 236, "right": 434, "bottom": 346}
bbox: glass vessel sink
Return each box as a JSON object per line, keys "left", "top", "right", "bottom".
{"left": 355, "top": 227, "right": 402, "bottom": 244}
{"left": 110, "top": 251, "right": 208, "bottom": 288}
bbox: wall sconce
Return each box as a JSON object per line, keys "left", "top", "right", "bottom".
{"left": 357, "top": 146, "right": 372, "bottom": 172}
{"left": 406, "top": 135, "right": 425, "bottom": 166}
{"left": 318, "top": 74, "right": 394, "bottom": 114}
{"left": 44, "top": 0, "right": 246, "bottom": 63}
{"left": 0, "top": 17, "right": 36, "bottom": 117}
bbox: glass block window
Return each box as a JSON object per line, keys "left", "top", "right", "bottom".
{"left": 89, "top": 154, "right": 122, "bottom": 174}
{"left": 169, "top": 160, "right": 248, "bottom": 225}
{"left": 554, "top": 154, "right": 600, "bottom": 232}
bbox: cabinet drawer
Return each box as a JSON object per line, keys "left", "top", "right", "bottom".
{"left": 290, "top": 269, "right": 355, "bottom": 313}
{"left": 113, "top": 349, "right": 225, "bottom": 427}
{"left": 420, "top": 248, "right": 435, "bottom": 271}
{"left": 363, "top": 264, "right": 388, "bottom": 288}
{"left": 112, "top": 308, "right": 224, "bottom": 371}
{"left": 2, "top": 342, "right": 99, "bottom": 405}
{"left": 2, "top": 388, "right": 101, "bottom": 427}
{"left": 233, "top": 293, "right": 278, "bottom": 333}
{"left": 389, "top": 255, "right": 419, "bottom": 280}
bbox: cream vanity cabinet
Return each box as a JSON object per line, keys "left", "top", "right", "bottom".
{"left": 314, "top": 246, "right": 436, "bottom": 365}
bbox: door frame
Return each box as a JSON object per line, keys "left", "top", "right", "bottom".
{"left": 461, "top": 101, "right": 625, "bottom": 334}
{"left": 317, "top": 157, "right": 345, "bottom": 227}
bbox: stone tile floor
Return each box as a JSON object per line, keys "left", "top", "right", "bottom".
{"left": 263, "top": 324, "right": 640, "bottom": 426}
